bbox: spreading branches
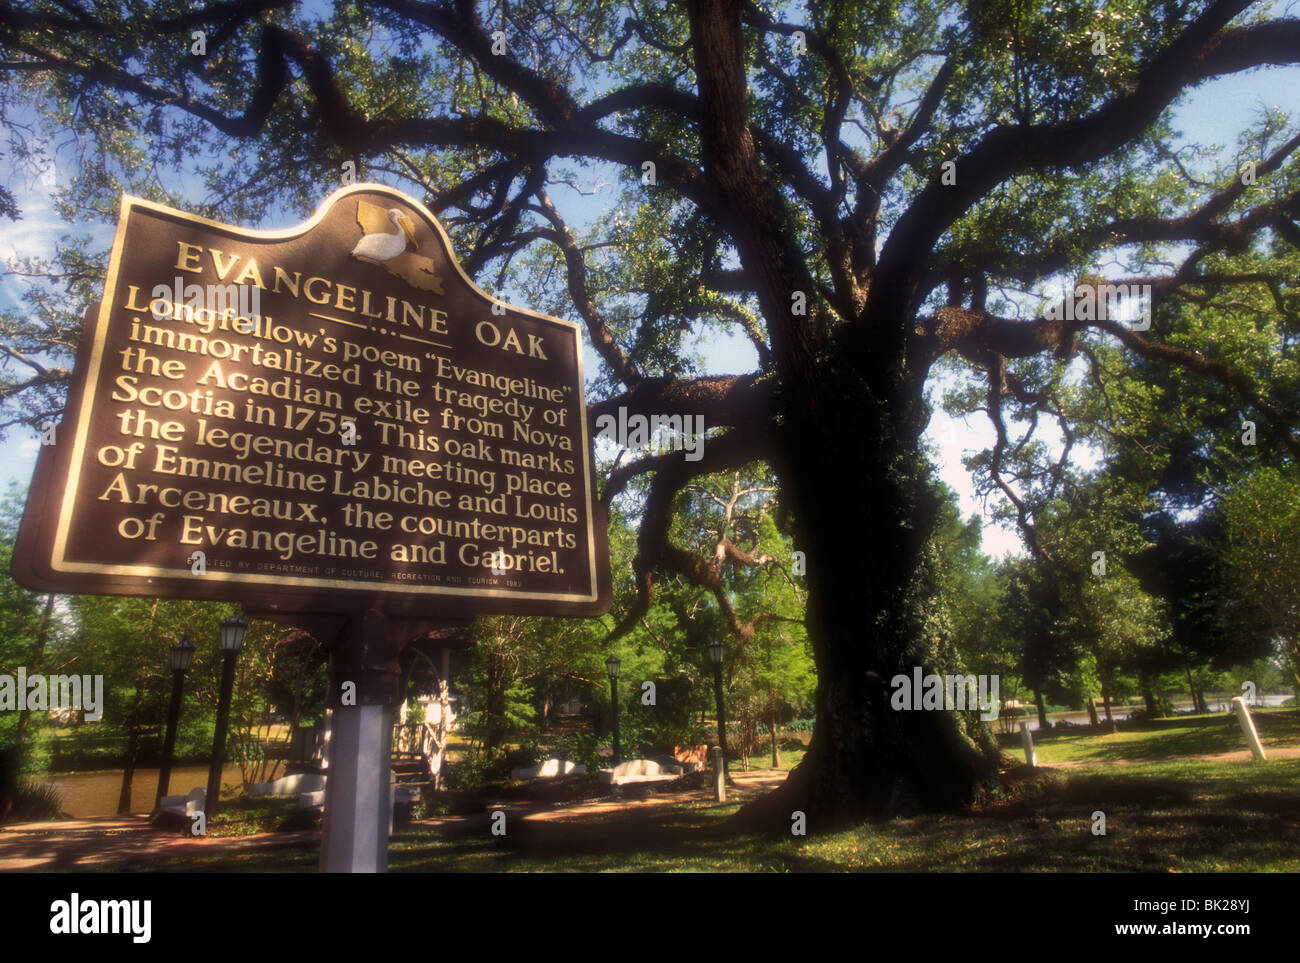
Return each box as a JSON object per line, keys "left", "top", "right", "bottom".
{"left": 934, "top": 288, "right": 1300, "bottom": 461}
{"left": 589, "top": 373, "right": 773, "bottom": 433}
{"left": 602, "top": 422, "right": 774, "bottom": 645}
{"left": 531, "top": 186, "right": 641, "bottom": 388}
{"left": 982, "top": 355, "right": 1053, "bottom": 561}
{"left": 868, "top": 2, "right": 1300, "bottom": 330}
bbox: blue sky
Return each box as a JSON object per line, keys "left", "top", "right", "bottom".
{"left": 2, "top": 34, "right": 1298, "bottom": 558}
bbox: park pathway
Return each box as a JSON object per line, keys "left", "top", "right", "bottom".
{"left": 7, "top": 750, "right": 1289, "bottom": 870}
{"left": 0, "top": 769, "right": 786, "bottom": 871}
{"left": 0, "top": 815, "right": 319, "bottom": 871}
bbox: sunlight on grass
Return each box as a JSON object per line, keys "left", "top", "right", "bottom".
{"left": 83, "top": 716, "right": 1300, "bottom": 873}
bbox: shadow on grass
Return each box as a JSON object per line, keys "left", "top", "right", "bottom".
{"left": 76, "top": 758, "right": 1300, "bottom": 873}
{"left": 385, "top": 804, "right": 836, "bottom": 873}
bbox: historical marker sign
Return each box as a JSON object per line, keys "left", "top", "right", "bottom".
{"left": 15, "top": 184, "right": 610, "bottom": 617}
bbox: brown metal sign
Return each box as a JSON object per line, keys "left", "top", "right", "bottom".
{"left": 14, "top": 185, "right": 610, "bottom": 617}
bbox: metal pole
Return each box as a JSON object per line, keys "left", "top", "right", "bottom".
{"left": 610, "top": 678, "right": 621, "bottom": 766}
{"left": 1231, "top": 697, "right": 1267, "bottom": 760}
{"left": 205, "top": 651, "right": 237, "bottom": 821}
{"left": 320, "top": 609, "right": 401, "bottom": 874}
{"left": 712, "top": 661, "right": 730, "bottom": 782}
{"left": 1019, "top": 721, "right": 1036, "bottom": 768}
{"left": 154, "top": 668, "right": 186, "bottom": 810}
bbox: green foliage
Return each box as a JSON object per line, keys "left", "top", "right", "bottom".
{"left": 1217, "top": 465, "right": 1300, "bottom": 692}
{"left": 2, "top": 0, "right": 1297, "bottom": 817}
{"left": 5, "top": 778, "right": 65, "bottom": 823}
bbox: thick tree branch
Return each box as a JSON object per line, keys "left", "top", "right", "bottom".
{"left": 532, "top": 187, "right": 641, "bottom": 388}
{"left": 588, "top": 373, "right": 772, "bottom": 430}
{"left": 868, "top": 4, "right": 1300, "bottom": 334}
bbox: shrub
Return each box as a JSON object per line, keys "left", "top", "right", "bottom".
{"left": 443, "top": 747, "right": 511, "bottom": 791}
{"left": 545, "top": 731, "right": 609, "bottom": 772}
{"left": 6, "top": 779, "right": 65, "bottom": 823}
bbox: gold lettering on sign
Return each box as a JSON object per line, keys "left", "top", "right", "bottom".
{"left": 39, "top": 187, "right": 601, "bottom": 611}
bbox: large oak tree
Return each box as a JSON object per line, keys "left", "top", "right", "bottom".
{"left": 3, "top": 0, "right": 1298, "bottom": 824}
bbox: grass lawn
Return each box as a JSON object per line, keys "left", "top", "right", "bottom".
{"left": 999, "top": 709, "right": 1300, "bottom": 765}
{"left": 73, "top": 713, "right": 1299, "bottom": 873}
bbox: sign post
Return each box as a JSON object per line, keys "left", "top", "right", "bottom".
{"left": 14, "top": 184, "right": 610, "bottom": 871}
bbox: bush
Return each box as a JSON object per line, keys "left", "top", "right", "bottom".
{"left": 443, "top": 747, "right": 511, "bottom": 791}
{"left": 5, "top": 779, "right": 65, "bottom": 823}
{"left": 545, "top": 731, "right": 610, "bottom": 772}
{"left": 782, "top": 717, "right": 815, "bottom": 734}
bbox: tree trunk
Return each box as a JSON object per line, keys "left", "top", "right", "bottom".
{"left": 485, "top": 651, "right": 506, "bottom": 752}
{"left": 538, "top": 688, "right": 551, "bottom": 732}
{"left": 1100, "top": 684, "right": 1116, "bottom": 734}
{"left": 14, "top": 595, "right": 56, "bottom": 761}
{"left": 117, "top": 672, "right": 147, "bottom": 814}
{"left": 1086, "top": 697, "right": 1100, "bottom": 727}
{"left": 736, "top": 361, "right": 999, "bottom": 827}
{"left": 1181, "top": 647, "right": 1206, "bottom": 713}
{"left": 1034, "top": 689, "right": 1049, "bottom": 731}
{"left": 1139, "top": 671, "right": 1158, "bottom": 716}
{"left": 769, "top": 700, "right": 779, "bottom": 769}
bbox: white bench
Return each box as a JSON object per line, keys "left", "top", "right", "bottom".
{"left": 160, "top": 786, "right": 205, "bottom": 819}
{"left": 296, "top": 777, "right": 419, "bottom": 812}
{"left": 510, "top": 759, "right": 588, "bottom": 780}
{"left": 597, "top": 759, "right": 683, "bottom": 786}
{"left": 249, "top": 773, "right": 326, "bottom": 797}
{"left": 393, "top": 784, "right": 422, "bottom": 805}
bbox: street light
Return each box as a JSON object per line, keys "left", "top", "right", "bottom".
{"left": 707, "top": 640, "right": 731, "bottom": 783}
{"left": 154, "top": 639, "right": 195, "bottom": 811}
{"left": 206, "top": 615, "right": 247, "bottom": 820}
{"left": 219, "top": 615, "right": 248, "bottom": 654}
{"left": 605, "top": 655, "right": 621, "bottom": 766}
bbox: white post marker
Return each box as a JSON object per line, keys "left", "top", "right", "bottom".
{"left": 1020, "top": 721, "right": 1036, "bottom": 768}
{"left": 1231, "top": 697, "right": 1267, "bottom": 761}
{"left": 711, "top": 746, "right": 726, "bottom": 802}
{"left": 320, "top": 703, "right": 394, "bottom": 873}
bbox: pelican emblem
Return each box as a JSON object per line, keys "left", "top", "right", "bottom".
{"left": 351, "top": 208, "right": 419, "bottom": 263}
{"left": 350, "top": 200, "right": 446, "bottom": 294}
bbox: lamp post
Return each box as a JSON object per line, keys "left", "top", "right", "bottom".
{"left": 154, "top": 638, "right": 195, "bottom": 811}
{"left": 708, "top": 640, "right": 731, "bottom": 783}
{"left": 205, "top": 615, "right": 247, "bottom": 820}
{"left": 605, "top": 655, "right": 621, "bottom": 766}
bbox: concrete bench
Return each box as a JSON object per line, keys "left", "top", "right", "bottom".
{"left": 249, "top": 773, "right": 326, "bottom": 797}
{"left": 160, "top": 787, "right": 205, "bottom": 819}
{"left": 297, "top": 779, "right": 419, "bottom": 813}
{"left": 393, "top": 784, "right": 422, "bottom": 805}
{"left": 510, "top": 759, "right": 588, "bottom": 780}
{"left": 598, "top": 759, "right": 683, "bottom": 786}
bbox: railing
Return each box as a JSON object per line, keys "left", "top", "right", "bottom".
{"left": 391, "top": 720, "right": 449, "bottom": 788}
{"left": 392, "top": 722, "right": 426, "bottom": 759}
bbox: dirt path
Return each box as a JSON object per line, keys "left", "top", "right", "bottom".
{"left": 479, "top": 769, "right": 786, "bottom": 824}
{"left": 0, "top": 815, "right": 318, "bottom": 871}
{"left": 0, "top": 769, "right": 789, "bottom": 871}
{"left": 10, "top": 750, "right": 1290, "bottom": 870}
